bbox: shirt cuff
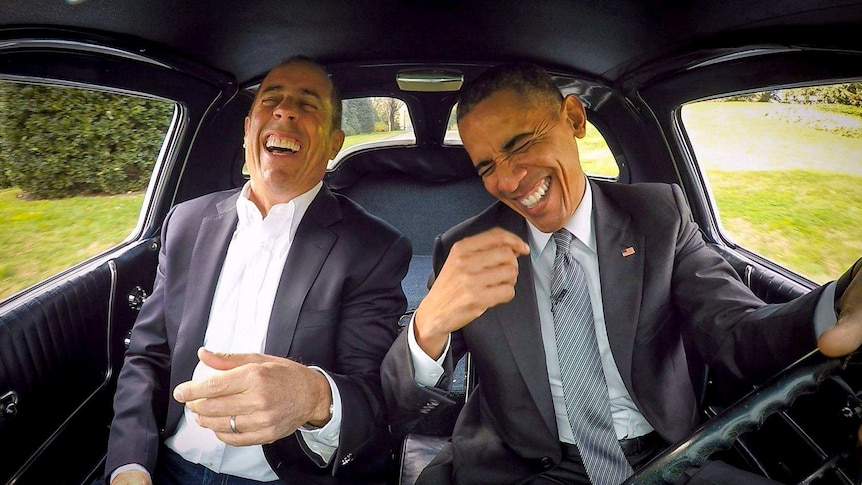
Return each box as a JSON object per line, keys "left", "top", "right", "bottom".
{"left": 407, "top": 314, "right": 450, "bottom": 387}
{"left": 110, "top": 464, "right": 150, "bottom": 484}
{"left": 297, "top": 367, "right": 341, "bottom": 464}
{"left": 813, "top": 281, "right": 838, "bottom": 338}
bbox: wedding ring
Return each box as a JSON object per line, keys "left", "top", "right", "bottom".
{"left": 229, "top": 415, "right": 238, "bottom": 434}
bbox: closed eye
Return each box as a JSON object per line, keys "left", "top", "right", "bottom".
{"left": 511, "top": 137, "right": 535, "bottom": 155}
{"left": 476, "top": 160, "right": 496, "bottom": 178}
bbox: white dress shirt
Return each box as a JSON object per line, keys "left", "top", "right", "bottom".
{"left": 409, "top": 178, "right": 839, "bottom": 442}
{"left": 114, "top": 181, "right": 343, "bottom": 482}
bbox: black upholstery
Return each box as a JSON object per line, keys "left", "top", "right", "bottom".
{"left": 0, "top": 263, "right": 113, "bottom": 483}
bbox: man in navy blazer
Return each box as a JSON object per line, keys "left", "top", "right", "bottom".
{"left": 107, "top": 57, "right": 410, "bottom": 485}
{"left": 381, "top": 63, "right": 862, "bottom": 484}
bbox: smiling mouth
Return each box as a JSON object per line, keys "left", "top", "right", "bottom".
{"left": 520, "top": 178, "right": 550, "bottom": 209}
{"left": 265, "top": 136, "right": 300, "bottom": 154}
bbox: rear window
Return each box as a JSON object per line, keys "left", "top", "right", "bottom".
{"left": 330, "top": 96, "right": 414, "bottom": 167}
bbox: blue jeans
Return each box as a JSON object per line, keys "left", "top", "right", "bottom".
{"left": 154, "top": 447, "right": 280, "bottom": 485}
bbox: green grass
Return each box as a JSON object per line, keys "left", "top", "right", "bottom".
{"left": 707, "top": 170, "right": 862, "bottom": 284}
{"left": 0, "top": 188, "right": 143, "bottom": 299}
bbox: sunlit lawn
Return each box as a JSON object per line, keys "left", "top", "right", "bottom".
{"left": 0, "top": 188, "right": 143, "bottom": 299}
{"left": 708, "top": 170, "right": 862, "bottom": 283}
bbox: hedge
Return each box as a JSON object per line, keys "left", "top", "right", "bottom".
{"left": 0, "top": 81, "right": 175, "bottom": 199}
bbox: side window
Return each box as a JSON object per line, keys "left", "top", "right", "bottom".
{"left": 330, "top": 97, "right": 414, "bottom": 167}
{"left": 444, "top": 104, "right": 619, "bottom": 179}
{"left": 0, "top": 79, "right": 176, "bottom": 300}
{"left": 681, "top": 83, "right": 862, "bottom": 283}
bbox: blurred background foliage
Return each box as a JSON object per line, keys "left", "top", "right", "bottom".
{"left": 0, "top": 82, "right": 174, "bottom": 199}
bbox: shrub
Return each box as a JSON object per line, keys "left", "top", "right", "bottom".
{"left": 0, "top": 82, "right": 174, "bottom": 199}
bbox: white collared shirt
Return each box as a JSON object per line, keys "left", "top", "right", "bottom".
{"left": 162, "top": 181, "right": 342, "bottom": 480}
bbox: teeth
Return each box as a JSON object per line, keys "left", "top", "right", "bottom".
{"left": 521, "top": 178, "right": 549, "bottom": 208}
{"left": 265, "top": 136, "right": 300, "bottom": 153}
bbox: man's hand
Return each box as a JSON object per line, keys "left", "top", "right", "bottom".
{"left": 413, "top": 227, "right": 530, "bottom": 359}
{"left": 110, "top": 470, "right": 151, "bottom": 485}
{"left": 173, "top": 348, "right": 333, "bottom": 446}
{"left": 818, "top": 260, "right": 862, "bottom": 357}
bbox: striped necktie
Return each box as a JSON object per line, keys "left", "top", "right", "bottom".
{"left": 551, "top": 229, "right": 633, "bottom": 484}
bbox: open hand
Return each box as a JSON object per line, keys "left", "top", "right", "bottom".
{"left": 173, "top": 348, "right": 332, "bottom": 446}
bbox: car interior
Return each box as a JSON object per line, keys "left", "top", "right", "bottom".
{"left": 1, "top": 1, "right": 861, "bottom": 484}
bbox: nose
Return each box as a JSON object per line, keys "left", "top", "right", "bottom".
{"left": 494, "top": 160, "right": 527, "bottom": 195}
{"left": 273, "top": 98, "right": 298, "bottom": 120}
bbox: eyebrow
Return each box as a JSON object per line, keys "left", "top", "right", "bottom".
{"left": 259, "top": 85, "right": 324, "bottom": 103}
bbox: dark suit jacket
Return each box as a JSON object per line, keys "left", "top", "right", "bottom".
{"left": 382, "top": 180, "right": 825, "bottom": 484}
{"left": 107, "top": 185, "right": 411, "bottom": 484}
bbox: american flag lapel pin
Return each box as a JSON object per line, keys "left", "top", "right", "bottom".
{"left": 621, "top": 246, "right": 636, "bottom": 257}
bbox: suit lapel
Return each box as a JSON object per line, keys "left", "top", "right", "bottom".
{"left": 264, "top": 186, "right": 340, "bottom": 357}
{"left": 174, "top": 191, "right": 241, "bottom": 382}
{"left": 491, "top": 208, "right": 559, "bottom": 440}
{"left": 591, "top": 180, "right": 644, "bottom": 391}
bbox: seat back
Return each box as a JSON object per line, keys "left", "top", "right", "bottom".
{"left": 328, "top": 146, "right": 495, "bottom": 311}
{"left": 328, "top": 145, "right": 494, "bottom": 483}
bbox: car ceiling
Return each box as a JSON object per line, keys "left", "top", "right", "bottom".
{"left": 3, "top": 0, "right": 862, "bottom": 91}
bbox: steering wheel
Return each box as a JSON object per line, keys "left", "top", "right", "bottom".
{"left": 623, "top": 351, "right": 857, "bottom": 484}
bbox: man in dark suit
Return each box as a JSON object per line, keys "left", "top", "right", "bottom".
{"left": 381, "top": 63, "right": 862, "bottom": 484}
{"left": 106, "top": 57, "right": 411, "bottom": 485}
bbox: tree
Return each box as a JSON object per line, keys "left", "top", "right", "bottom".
{"left": 780, "top": 83, "right": 862, "bottom": 107}
{"left": 373, "top": 97, "right": 403, "bottom": 131}
{"left": 341, "top": 98, "right": 376, "bottom": 136}
{"left": 723, "top": 83, "right": 862, "bottom": 108}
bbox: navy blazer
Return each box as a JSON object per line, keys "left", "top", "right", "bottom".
{"left": 107, "top": 185, "right": 411, "bottom": 484}
{"left": 382, "top": 180, "right": 823, "bottom": 485}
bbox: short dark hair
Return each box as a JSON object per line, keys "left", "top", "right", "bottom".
{"left": 456, "top": 63, "right": 563, "bottom": 122}
{"left": 251, "top": 55, "right": 343, "bottom": 131}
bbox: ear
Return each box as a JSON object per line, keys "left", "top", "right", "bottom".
{"left": 563, "top": 94, "right": 587, "bottom": 139}
{"left": 329, "top": 128, "right": 345, "bottom": 160}
{"left": 244, "top": 116, "right": 250, "bottom": 141}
